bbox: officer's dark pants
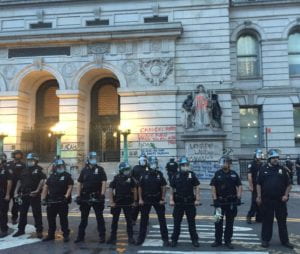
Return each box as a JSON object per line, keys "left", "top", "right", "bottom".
{"left": 78, "top": 202, "right": 105, "bottom": 239}
{"left": 215, "top": 205, "right": 237, "bottom": 244}
{"left": 10, "top": 186, "right": 19, "bottom": 221}
{"left": 247, "top": 189, "right": 262, "bottom": 222}
{"left": 261, "top": 199, "right": 289, "bottom": 244}
{"left": 110, "top": 206, "right": 133, "bottom": 239}
{"left": 18, "top": 196, "right": 43, "bottom": 233}
{"left": 138, "top": 203, "right": 168, "bottom": 242}
{"left": 297, "top": 172, "right": 300, "bottom": 185}
{"left": 132, "top": 206, "right": 140, "bottom": 222}
{"left": 0, "top": 197, "right": 9, "bottom": 232}
{"left": 46, "top": 203, "right": 69, "bottom": 237}
{"left": 171, "top": 204, "right": 198, "bottom": 242}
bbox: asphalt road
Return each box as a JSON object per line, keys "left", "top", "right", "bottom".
{"left": 1, "top": 189, "right": 300, "bottom": 254}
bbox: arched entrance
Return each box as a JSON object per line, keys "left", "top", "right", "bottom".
{"left": 34, "top": 79, "right": 59, "bottom": 161}
{"left": 89, "top": 78, "right": 120, "bottom": 162}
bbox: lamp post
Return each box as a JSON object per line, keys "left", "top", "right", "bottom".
{"left": 50, "top": 123, "right": 65, "bottom": 158}
{"left": 119, "top": 125, "right": 131, "bottom": 162}
{"left": 0, "top": 133, "right": 7, "bottom": 154}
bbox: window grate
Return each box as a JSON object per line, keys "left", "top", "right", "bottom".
{"left": 30, "top": 22, "right": 52, "bottom": 29}
{"left": 86, "top": 19, "right": 109, "bottom": 26}
{"left": 144, "top": 16, "right": 168, "bottom": 23}
{"left": 8, "top": 47, "right": 70, "bottom": 58}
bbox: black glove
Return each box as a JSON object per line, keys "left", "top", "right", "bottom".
{"left": 99, "top": 194, "right": 105, "bottom": 201}
{"left": 75, "top": 196, "right": 82, "bottom": 205}
{"left": 41, "top": 199, "right": 47, "bottom": 206}
{"left": 213, "top": 199, "right": 220, "bottom": 208}
{"left": 237, "top": 198, "right": 242, "bottom": 206}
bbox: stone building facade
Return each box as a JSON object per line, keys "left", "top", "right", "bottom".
{"left": 0, "top": 0, "right": 299, "bottom": 178}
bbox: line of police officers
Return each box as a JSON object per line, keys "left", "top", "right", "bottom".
{"left": 0, "top": 149, "right": 295, "bottom": 249}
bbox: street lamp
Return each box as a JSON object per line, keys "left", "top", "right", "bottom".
{"left": 118, "top": 124, "right": 131, "bottom": 162}
{"left": 49, "top": 123, "right": 65, "bottom": 158}
{"left": 0, "top": 124, "right": 8, "bottom": 153}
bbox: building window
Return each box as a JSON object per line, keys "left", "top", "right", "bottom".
{"left": 240, "top": 107, "right": 260, "bottom": 146}
{"left": 288, "top": 31, "right": 300, "bottom": 76}
{"left": 293, "top": 106, "right": 300, "bottom": 144}
{"left": 237, "top": 34, "right": 260, "bottom": 79}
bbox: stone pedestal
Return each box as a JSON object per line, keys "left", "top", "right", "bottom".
{"left": 182, "top": 130, "right": 226, "bottom": 180}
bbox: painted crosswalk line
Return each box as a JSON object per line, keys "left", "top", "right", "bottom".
{"left": 0, "top": 224, "right": 42, "bottom": 250}
{"left": 142, "top": 224, "right": 260, "bottom": 247}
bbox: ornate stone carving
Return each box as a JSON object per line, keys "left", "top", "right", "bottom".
{"left": 152, "top": 3, "right": 159, "bottom": 16}
{"left": 244, "top": 20, "right": 252, "bottom": 26}
{"left": 2, "top": 65, "right": 17, "bottom": 80}
{"left": 0, "top": 48, "right": 7, "bottom": 58}
{"left": 151, "top": 40, "right": 162, "bottom": 52}
{"left": 87, "top": 43, "right": 110, "bottom": 54}
{"left": 94, "top": 7, "right": 101, "bottom": 19}
{"left": 122, "top": 61, "right": 138, "bottom": 76}
{"left": 94, "top": 54, "right": 103, "bottom": 68}
{"left": 117, "top": 43, "right": 127, "bottom": 54}
{"left": 71, "top": 45, "right": 87, "bottom": 56}
{"left": 139, "top": 58, "right": 173, "bottom": 86}
{"left": 36, "top": 10, "right": 44, "bottom": 22}
{"left": 33, "top": 57, "right": 43, "bottom": 71}
{"left": 61, "top": 62, "right": 77, "bottom": 78}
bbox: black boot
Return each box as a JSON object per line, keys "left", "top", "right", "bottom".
{"left": 246, "top": 216, "right": 252, "bottom": 224}
{"left": 211, "top": 241, "right": 222, "bottom": 247}
{"left": 13, "top": 231, "right": 25, "bottom": 237}
{"left": 261, "top": 241, "right": 269, "bottom": 248}
{"left": 192, "top": 239, "right": 200, "bottom": 247}
{"left": 42, "top": 235, "right": 55, "bottom": 242}
{"left": 282, "top": 242, "right": 294, "bottom": 249}
{"left": 106, "top": 237, "right": 116, "bottom": 245}
{"left": 128, "top": 237, "right": 135, "bottom": 245}
{"left": 63, "top": 236, "right": 70, "bottom": 243}
{"left": 225, "top": 242, "right": 234, "bottom": 249}
{"left": 170, "top": 240, "right": 177, "bottom": 247}
{"left": 0, "top": 232, "right": 8, "bottom": 238}
{"left": 74, "top": 237, "right": 84, "bottom": 243}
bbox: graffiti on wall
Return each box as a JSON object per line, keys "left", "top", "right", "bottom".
{"left": 191, "top": 161, "right": 219, "bottom": 180}
{"left": 138, "top": 126, "right": 176, "bottom": 145}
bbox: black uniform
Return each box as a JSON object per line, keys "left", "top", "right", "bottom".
{"left": 131, "top": 164, "right": 147, "bottom": 223}
{"left": 77, "top": 164, "right": 107, "bottom": 240}
{"left": 166, "top": 160, "right": 178, "bottom": 183}
{"left": 17, "top": 165, "right": 46, "bottom": 233}
{"left": 285, "top": 160, "right": 294, "bottom": 185}
{"left": 7, "top": 160, "right": 26, "bottom": 222}
{"left": 210, "top": 169, "right": 242, "bottom": 245}
{"left": 296, "top": 158, "right": 300, "bottom": 185}
{"left": 247, "top": 160, "right": 262, "bottom": 222}
{"left": 45, "top": 171, "right": 74, "bottom": 238}
{"left": 137, "top": 169, "right": 169, "bottom": 244}
{"left": 257, "top": 163, "right": 291, "bottom": 244}
{"left": 0, "top": 164, "right": 12, "bottom": 233}
{"left": 170, "top": 170, "right": 200, "bottom": 243}
{"left": 108, "top": 173, "right": 136, "bottom": 240}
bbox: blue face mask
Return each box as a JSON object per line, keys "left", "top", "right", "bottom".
{"left": 89, "top": 159, "right": 97, "bottom": 165}
{"left": 57, "top": 168, "right": 65, "bottom": 174}
{"left": 27, "top": 161, "right": 35, "bottom": 167}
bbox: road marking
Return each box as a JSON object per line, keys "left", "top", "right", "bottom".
{"left": 0, "top": 224, "right": 41, "bottom": 250}
{"left": 152, "top": 224, "right": 253, "bottom": 232}
{"left": 138, "top": 251, "right": 268, "bottom": 254}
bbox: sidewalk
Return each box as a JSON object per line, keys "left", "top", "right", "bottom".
{"left": 199, "top": 180, "right": 300, "bottom": 193}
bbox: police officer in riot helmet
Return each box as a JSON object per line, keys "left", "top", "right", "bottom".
{"left": 246, "top": 149, "right": 263, "bottom": 224}
{"left": 75, "top": 151, "right": 107, "bottom": 243}
{"left": 285, "top": 155, "right": 294, "bottom": 185}
{"left": 210, "top": 155, "right": 243, "bottom": 249}
{"left": 0, "top": 153, "right": 12, "bottom": 238}
{"left": 257, "top": 149, "right": 293, "bottom": 249}
{"left": 165, "top": 157, "right": 179, "bottom": 183}
{"left": 131, "top": 153, "right": 148, "bottom": 225}
{"left": 135, "top": 156, "right": 169, "bottom": 246}
{"left": 41, "top": 159, "right": 74, "bottom": 242}
{"left": 296, "top": 155, "right": 300, "bottom": 185}
{"left": 170, "top": 156, "right": 200, "bottom": 247}
{"left": 7, "top": 150, "right": 26, "bottom": 225}
{"left": 13, "top": 153, "right": 46, "bottom": 238}
{"left": 107, "top": 162, "right": 137, "bottom": 245}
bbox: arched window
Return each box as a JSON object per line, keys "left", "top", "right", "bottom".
{"left": 288, "top": 30, "right": 300, "bottom": 76}
{"left": 237, "top": 34, "right": 261, "bottom": 79}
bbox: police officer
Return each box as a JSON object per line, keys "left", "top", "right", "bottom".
{"left": 7, "top": 150, "right": 26, "bottom": 225}
{"left": 0, "top": 153, "right": 12, "bottom": 238}
{"left": 246, "top": 149, "right": 263, "bottom": 224}
{"left": 296, "top": 155, "right": 300, "bottom": 185}
{"left": 169, "top": 156, "right": 200, "bottom": 247}
{"left": 131, "top": 154, "right": 148, "bottom": 225}
{"left": 135, "top": 156, "right": 169, "bottom": 246}
{"left": 13, "top": 153, "right": 46, "bottom": 238}
{"left": 165, "top": 157, "right": 178, "bottom": 183}
{"left": 285, "top": 155, "right": 294, "bottom": 185}
{"left": 210, "top": 155, "right": 242, "bottom": 249}
{"left": 107, "top": 162, "right": 137, "bottom": 245}
{"left": 41, "top": 159, "right": 73, "bottom": 242}
{"left": 256, "top": 149, "right": 293, "bottom": 249}
{"left": 75, "top": 151, "right": 107, "bottom": 243}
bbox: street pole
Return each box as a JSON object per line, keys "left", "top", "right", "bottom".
{"left": 265, "top": 127, "right": 269, "bottom": 155}
{"left": 0, "top": 134, "right": 7, "bottom": 153}
{"left": 123, "top": 132, "right": 128, "bottom": 162}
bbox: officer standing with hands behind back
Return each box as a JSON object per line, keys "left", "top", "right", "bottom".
{"left": 135, "top": 156, "right": 169, "bottom": 247}
{"left": 210, "top": 155, "right": 242, "bottom": 249}
{"left": 256, "top": 149, "right": 293, "bottom": 249}
{"left": 75, "top": 152, "right": 107, "bottom": 243}
{"left": 169, "top": 156, "right": 200, "bottom": 248}
{"left": 107, "top": 162, "right": 137, "bottom": 245}
{"left": 41, "top": 159, "right": 73, "bottom": 242}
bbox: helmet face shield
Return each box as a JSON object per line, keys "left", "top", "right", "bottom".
{"left": 27, "top": 159, "right": 36, "bottom": 167}
{"left": 255, "top": 149, "right": 263, "bottom": 159}
{"left": 88, "top": 152, "right": 98, "bottom": 165}
{"left": 219, "top": 156, "right": 232, "bottom": 168}
{"left": 119, "top": 162, "right": 131, "bottom": 174}
{"left": 148, "top": 156, "right": 158, "bottom": 170}
{"left": 139, "top": 156, "right": 147, "bottom": 166}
